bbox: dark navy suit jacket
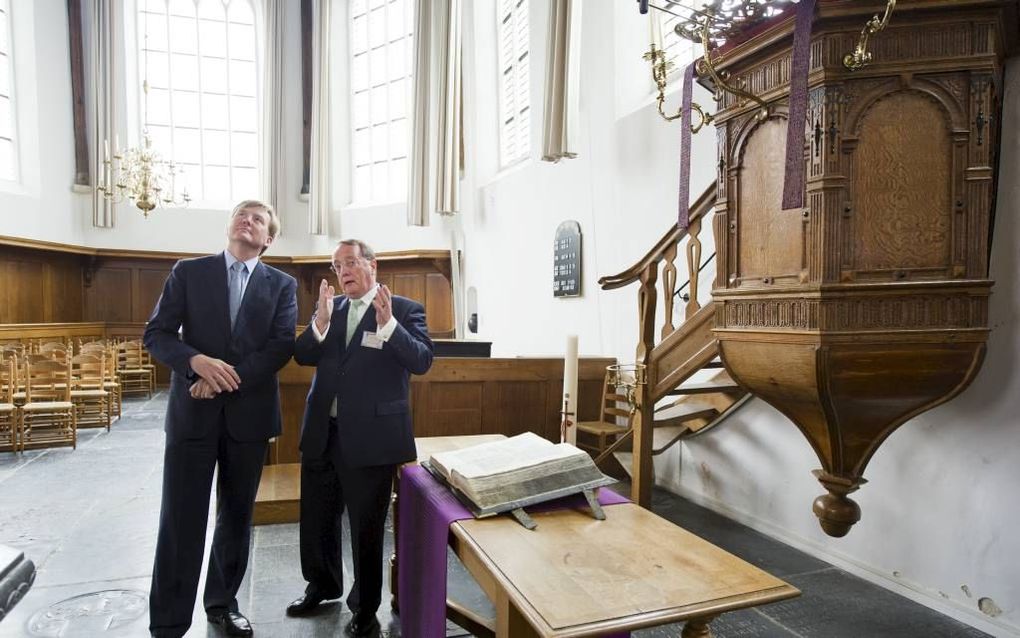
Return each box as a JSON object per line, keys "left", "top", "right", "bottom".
{"left": 144, "top": 253, "right": 298, "bottom": 442}
{"left": 294, "top": 293, "right": 433, "bottom": 467}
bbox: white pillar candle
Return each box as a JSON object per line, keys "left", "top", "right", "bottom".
{"left": 563, "top": 334, "right": 579, "bottom": 445}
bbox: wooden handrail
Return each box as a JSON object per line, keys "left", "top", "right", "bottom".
{"left": 598, "top": 185, "right": 717, "bottom": 291}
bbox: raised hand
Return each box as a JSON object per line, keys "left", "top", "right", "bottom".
{"left": 373, "top": 284, "right": 393, "bottom": 326}
{"left": 314, "top": 278, "right": 336, "bottom": 334}
{"left": 189, "top": 353, "right": 241, "bottom": 392}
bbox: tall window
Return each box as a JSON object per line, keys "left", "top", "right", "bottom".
{"left": 0, "top": 0, "right": 17, "bottom": 181}
{"left": 349, "top": 0, "right": 413, "bottom": 204}
{"left": 658, "top": 4, "right": 701, "bottom": 85}
{"left": 138, "top": 0, "right": 260, "bottom": 205}
{"left": 497, "top": 0, "right": 529, "bottom": 168}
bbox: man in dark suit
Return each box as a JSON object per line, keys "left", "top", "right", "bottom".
{"left": 285, "top": 239, "right": 433, "bottom": 636}
{"left": 145, "top": 200, "right": 297, "bottom": 638}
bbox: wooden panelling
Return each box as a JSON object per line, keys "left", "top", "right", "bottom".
{"left": 0, "top": 322, "right": 106, "bottom": 343}
{"left": 1, "top": 236, "right": 454, "bottom": 337}
{"left": 277, "top": 254, "right": 453, "bottom": 337}
{"left": 0, "top": 246, "right": 83, "bottom": 324}
{"left": 426, "top": 272, "right": 454, "bottom": 336}
{"left": 393, "top": 273, "right": 427, "bottom": 312}
{"left": 137, "top": 267, "right": 174, "bottom": 321}
{"left": 425, "top": 382, "right": 485, "bottom": 437}
{"left": 86, "top": 268, "right": 133, "bottom": 322}
{"left": 2, "top": 260, "right": 45, "bottom": 324}
{"left": 273, "top": 357, "right": 616, "bottom": 464}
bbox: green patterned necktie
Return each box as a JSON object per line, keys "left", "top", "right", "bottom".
{"left": 345, "top": 300, "right": 363, "bottom": 346}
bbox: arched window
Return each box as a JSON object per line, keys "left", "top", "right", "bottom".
{"left": 497, "top": 0, "right": 529, "bottom": 168}
{"left": 0, "top": 0, "right": 17, "bottom": 181}
{"left": 137, "top": 0, "right": 260, "bottom": 205}
{"left": 349, "top": 0, "right": 414, "bottom": 203}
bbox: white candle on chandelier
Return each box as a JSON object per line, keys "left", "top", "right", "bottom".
{"left": 650, "top": 10, "right": 664, "bottom": 51}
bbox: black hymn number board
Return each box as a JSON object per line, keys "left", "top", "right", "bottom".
{"left": 553, "top": 221, "right": 582, "bottom": 298}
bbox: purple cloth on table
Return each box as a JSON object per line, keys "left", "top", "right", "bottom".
{"left": 781, "top": 0, "right": 817, "bottom": 210}
{"left": 677, "top": 61, "right": 696, "bottom": 231}
{"left": 397, "top": 464, "right": 630, "bottom": 637}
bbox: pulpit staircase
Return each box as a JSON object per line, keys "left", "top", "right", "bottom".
{"left": 595, "top": 185, "right": 751, "bottom": 507}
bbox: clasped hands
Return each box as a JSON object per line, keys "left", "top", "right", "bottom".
{"left": 188, "top": 353, "right": 241, "bottom": 399}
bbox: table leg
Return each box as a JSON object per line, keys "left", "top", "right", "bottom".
{"left": 389, "top": 481, "right": 399, "bottom": 611}
{"left": 495, "top": 589, "right": 541, "bottom": 637}
{"left": 681, "top": 614, "right": 717, "bottom": 638}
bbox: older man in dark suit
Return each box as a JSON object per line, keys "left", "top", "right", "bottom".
{"left": 144, "top": 200, "right": 297, "bottom": 638}
{"left": 285, "top": 239, "right": 433, "bottom": 637}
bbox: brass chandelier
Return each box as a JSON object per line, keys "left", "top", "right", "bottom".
{"left": 96, "top": 14, "right": 190, "bottom": 217}
{"left": 97, "top": 123, "right": 191, "bottom": 217}
{"left": 641, "top": 0, "right": 897, "bottom": 129}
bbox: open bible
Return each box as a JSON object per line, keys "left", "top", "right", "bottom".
{"left": 423, "top": 432, "right": 615, "bottom": 525}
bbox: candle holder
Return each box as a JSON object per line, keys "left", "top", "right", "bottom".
{"left": 560, "top": 394, "right": 575, "bottom": 444}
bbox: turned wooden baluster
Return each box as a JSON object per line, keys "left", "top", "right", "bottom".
{"left": 661, "top": 241, "right": 679, "bottom": 340}
{"left": 685, "top": 217, "right": 703, "bottom": 320}
{"left": 633, "top": 263, "right": 658, "bottom": 507}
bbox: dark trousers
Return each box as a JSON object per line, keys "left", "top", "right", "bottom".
{"left": 149, "top": 415, "right": 268, "bottom": 638}
{"left": 299, "top": 419, "right": 395, "bottom": 617}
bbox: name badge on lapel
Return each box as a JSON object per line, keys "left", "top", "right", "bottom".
{"left": 361, "top": 331, "right": 384, "bottom": 349}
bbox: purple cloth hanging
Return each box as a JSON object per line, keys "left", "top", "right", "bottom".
{"left": 781, "top": 0, "right": 817, "bottom": 210}
{"left": 396, "top": 464, "right": 631, "bottom": 637}
{"left": 678, "top": 61, "right": 696, "bottom": 231}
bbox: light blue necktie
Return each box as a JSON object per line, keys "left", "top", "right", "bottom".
{"left": 345, "top": 300, "right": 363, "bottom": 346}
{"left": 228, "top": 261, "right": 247, "bottom": 329}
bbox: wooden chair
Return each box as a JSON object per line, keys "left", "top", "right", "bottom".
{"left": 20, "top": 358, "right": 76, "bottom": 451}
{"left": 71, "top": 353, "right": 111, "bottom": 430}
{"left": 83, "top": 342, "right": 122, "bottom": 419}
{"left": 116, "top": 341, "right": 153, "bottom": 399}
{"left": 575, "top": 372, "right": 635, "bottom": 460}
{"left": 38, "top": 342, "right": 70, "bottom": 362}
{"left": 0, "top": 357, "right": 18, "bottom": 453}
{"left": 140, "top": 346, "right": 157, "bottom": 393}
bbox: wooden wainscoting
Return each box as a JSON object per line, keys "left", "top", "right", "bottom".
{"left": 256, "top": 356, "right": 616, "bottom": 524}
{"left": 0, "top": 243, "right": 87, "bottom": 324}
{"left": 270, "top": 356, "right": 616, "bottom": 465}
{"left": 0, "top": 236, "right": 455, "bottom": 340}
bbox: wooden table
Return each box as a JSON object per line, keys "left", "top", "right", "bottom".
{"left": 450, "top": 503, "right": 799, "bottom": 637}
{"left": 398, "top": 435, "right": 799, "bottom": 637}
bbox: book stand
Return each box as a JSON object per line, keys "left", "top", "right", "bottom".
{"left": 421, "top": 461, "right": 615, "bottom": 530}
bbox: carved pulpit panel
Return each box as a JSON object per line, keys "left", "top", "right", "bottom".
{"left": 708, "top": 0, "right": 1013, "bottom": 536}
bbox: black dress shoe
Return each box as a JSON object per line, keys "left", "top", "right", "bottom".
{"left": 206, "top": 609, "right": 253, "bottom": 636}
{"left": 286, "top": 592, "right": 334, "bottom": 616}
{"left": 344, "top": 613, "right": 380, "bottom": 637}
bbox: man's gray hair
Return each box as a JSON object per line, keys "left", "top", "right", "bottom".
{"left": 338, "top": 239, "right": 376, "bottom": 261}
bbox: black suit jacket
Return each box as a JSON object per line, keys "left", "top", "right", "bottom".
{"left": 294, "top": 293, "right": 433, "bottom": 467}
{"left": 144, "top": 253, "right": 298, "bottom": 442}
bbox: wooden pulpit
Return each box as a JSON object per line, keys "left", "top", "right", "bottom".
{"left": 707, "top": 0, "right": 1017, "bottom": 535}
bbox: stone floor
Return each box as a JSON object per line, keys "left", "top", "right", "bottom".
{"left": 0, "top": 392, "right": 988, "bottom": 637}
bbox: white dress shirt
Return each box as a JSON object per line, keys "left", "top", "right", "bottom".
{"left": 224, "top": 251, "right": 260, "bottom": 300}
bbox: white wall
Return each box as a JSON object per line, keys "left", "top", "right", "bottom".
{"left": 461, "top": 0, "right": 717, "bottom": 359}
{"left": 0, "top": 0, "right": 83, "bottom": 244}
